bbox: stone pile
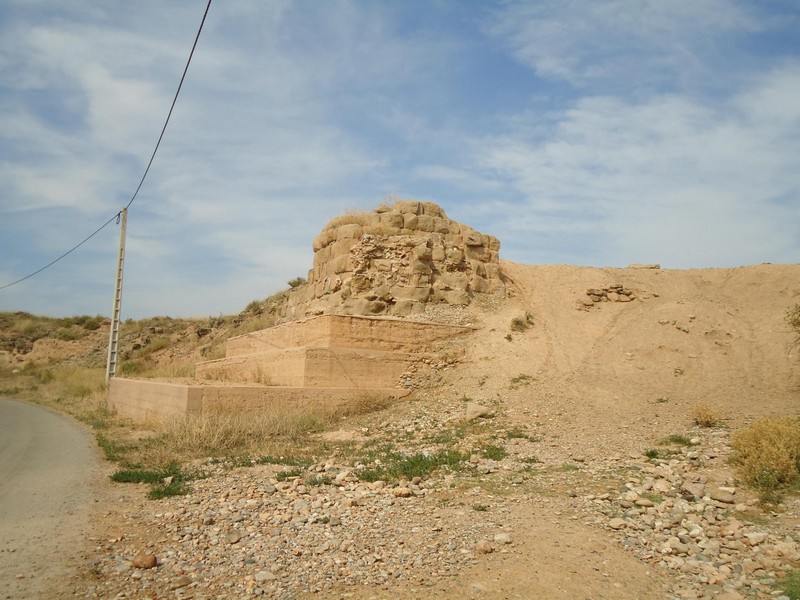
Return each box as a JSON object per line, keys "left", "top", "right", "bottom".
{"left": 84, "top": 461, "right": 515, "bottom": 599}
{"left": 577, "top": 284, "right": 649, "bottom": 309}
{"left": 285, "top": 201, "right": 505, "bottom": 319}
{"left": 582, "top": 431, "right": 799, "bottom": 599}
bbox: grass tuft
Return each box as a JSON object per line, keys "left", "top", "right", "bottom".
{"left": 660, "top": 434, "right": 692, "bottom": 446}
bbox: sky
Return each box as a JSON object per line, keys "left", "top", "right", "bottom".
{"left": 1, "top": 0, "right": 799, "bottom": 319}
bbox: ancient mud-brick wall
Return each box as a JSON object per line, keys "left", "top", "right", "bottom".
{"left": 285, "top": 201, "right": 504, "bottom": 319}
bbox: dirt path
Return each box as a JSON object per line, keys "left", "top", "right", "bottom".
{"left": 0, "top": 397, "right": 103, "bottom": 599}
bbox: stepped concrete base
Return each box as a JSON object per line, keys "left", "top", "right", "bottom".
{"left": 224, "top": 314, "right": 473, "bottom": 356}
{"left": 195, "top": 347, "right": 421, "bottom": 388}
{"left": 108, "top": 378, "right": 409, "bottom": 423}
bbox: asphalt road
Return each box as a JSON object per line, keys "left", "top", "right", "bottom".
{"left": 0, "top": 397, "right": 100, "bottom": 599}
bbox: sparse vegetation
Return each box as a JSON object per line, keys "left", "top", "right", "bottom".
{"left": 276, "top": 467, "right": 304, "bottom": 481}
{"left": 356, "top": 448, "right": 469, "bottom": 483}
{"left": 731, "top": 416, "right": 800, "bottom": 495}
{"left": 288, "top": 277, "right": 307, "bottom": 288}
{"left": 306, "top": 474, "right": 332, "bottom": 486}
{"left": 691, "top": 403, "right": 722, "bottom": 427}
{"left": 480, "top": 444, "right": 508, "bottom": 460}
{"left": 109, "top": 463, "right": 196, "bottom": 500}
{"left": 660, "top": 434, "right": 693, "bottom": 446}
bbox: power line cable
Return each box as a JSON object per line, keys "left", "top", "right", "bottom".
{"left": 0, "top": 0, "right": 212, "bottom": 292}
{"left": 0, "top": 214, "right": 120, "bottom": 291}
{"left": 126, "top": 0, "right": 212, "bottom": 210}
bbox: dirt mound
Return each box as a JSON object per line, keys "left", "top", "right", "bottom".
{"left": 453, "top": 261, "right": 800, "bottom": 454}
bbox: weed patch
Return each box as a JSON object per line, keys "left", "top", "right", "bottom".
{"left": 147, "top": 481, "right": 190, "bottom": 500}
{"left": 356, "top": 448, "right": 470, "bottom": 483}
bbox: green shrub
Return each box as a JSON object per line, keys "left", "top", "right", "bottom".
{"left": 288, "top": 277, "right": 307, "bottom": 288}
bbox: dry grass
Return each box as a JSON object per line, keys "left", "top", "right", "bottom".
{"left": 141, "top": 392, "right": 393, "bottom": 466}
{"left": 691, "top": 403, "right": 722, "bottom": 427}
{"left": 324, "top": 210, "right": 376, "bottom": 230}
{"left": 731, "top": 416, "right": 800, "bottom": 492}
{"left": 788, "top": 303, "right": 800, "bottom": 340}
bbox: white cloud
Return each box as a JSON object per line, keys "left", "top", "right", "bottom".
{"left": 475, "top": 63, "right": 800, "bottom": 267}
{"left": 489, "top": 0, "right": 761, "bottom": 90}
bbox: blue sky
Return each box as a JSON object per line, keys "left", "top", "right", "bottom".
{"left": 1, "top": 0, "right": 799, "bottom": 319}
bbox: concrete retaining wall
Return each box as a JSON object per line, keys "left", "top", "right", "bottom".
{"left": 107, "top": 378, "right": 408, "bottom": 422}
{"left": 108, "top": 378, "right": 203, "bottom": 422}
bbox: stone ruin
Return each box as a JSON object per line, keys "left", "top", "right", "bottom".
{"left": 284, "top": 200, "right": 505, "bottom": 319}
{"left": 108, "top": 201, "right": 501, "bottom": 422}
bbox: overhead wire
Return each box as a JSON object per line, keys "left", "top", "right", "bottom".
{"left": 0, "top": 0, "right": 212, "bottom": 292}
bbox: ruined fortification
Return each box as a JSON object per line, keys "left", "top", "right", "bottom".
{"left": 284, "top": 200, "right": 505, "bottom": 320}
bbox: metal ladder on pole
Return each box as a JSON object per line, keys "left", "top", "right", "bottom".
{"left": 106, "top": 208, "right": 128, "bottom": 383}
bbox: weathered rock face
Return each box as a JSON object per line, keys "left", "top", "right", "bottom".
{"left": 287, "top": 201, "right": 504, "bottom": 319}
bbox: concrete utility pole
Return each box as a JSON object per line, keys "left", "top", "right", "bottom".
{"left": 105, "top": 208, "right": 127, "bottom": 383}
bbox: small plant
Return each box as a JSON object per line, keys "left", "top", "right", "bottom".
{"left": 644, "top": 448, "right": 661, "bottom": 459}
{"left": 691, "top": 403, "right": 722, "bottom": 427}
{"left": 306, "top": 474, "right": 332, "bottom": 487}
{"left": 96, "top": 433, "right": 126, "bottom": 462}
{"left": 472, "top": 503, "right": 489, "bottom": 512}
{"left": 147, "top": 480, "right": 190, "bottom": 500}
{"left": 660, "top": 434, "right": 692, "bottom": 446}
{"left": 480, "top": 445, "right": 508, "bottom": 461}
{"left": 244, "top": 300, "right": 262, "bottom": 314}
{"left": 510, "top": 318, "right": 528, "bottom": 332}
{"left": 110, "top": 463, "right": 192, "bottom": 500}
{"left": 287, "top": 277, "right": 307, "bottom": 288}
{"left": 505, "top": 428, "right": 537, "bottom": 441}
{"left": 276, "top": 467, "right": 304, "bottom": 481}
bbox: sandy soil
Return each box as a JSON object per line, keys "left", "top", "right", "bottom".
{"left": 13, "top": 262, "right": 800, "bottom": 599}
